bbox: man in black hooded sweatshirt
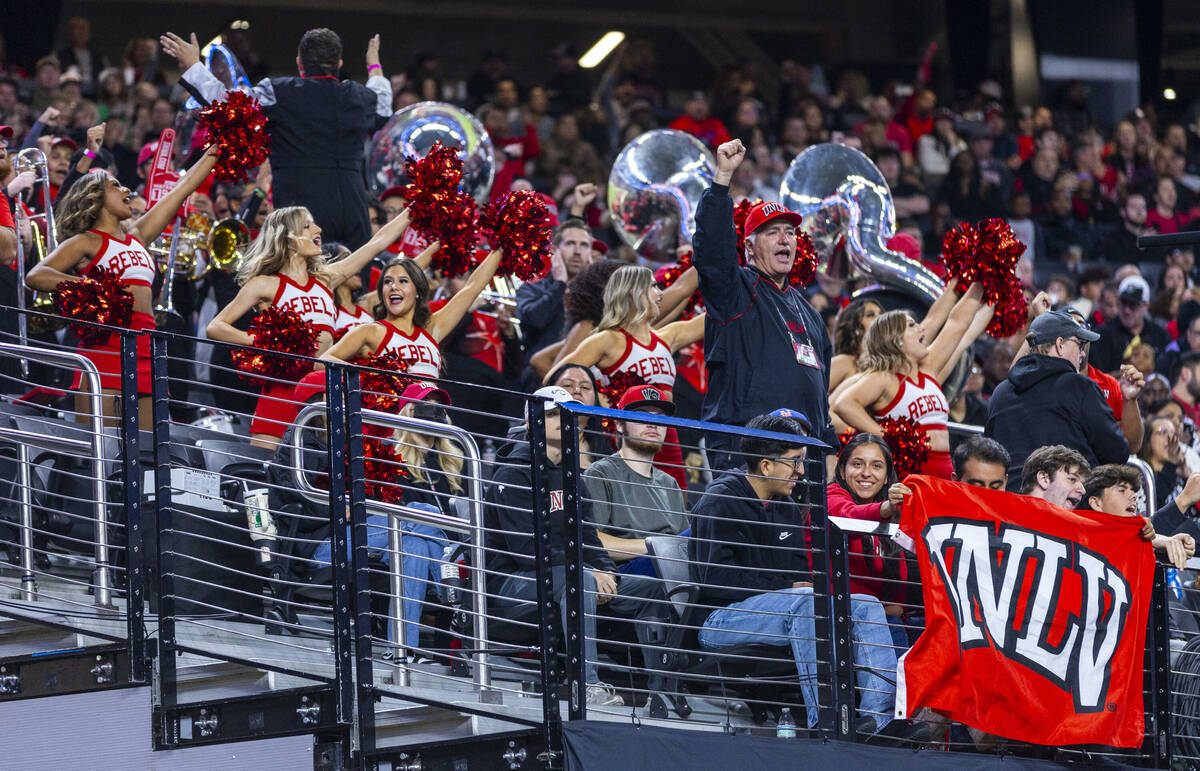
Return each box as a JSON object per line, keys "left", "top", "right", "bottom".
{"left": 986, "top": 309, "right": 1129, "bottom": 490}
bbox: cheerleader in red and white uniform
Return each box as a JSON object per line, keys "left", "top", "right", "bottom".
{"left": 26, "top": 147, "right": 220, "bottom": 427}
{"left": 832, "top": 282, "right": 994, "bottom": 479}
{"left": 207, "top": 205, "right": 414, "bottom": 449}
{"left": 557, "top": 264, "right": 705, "bottom": 489}
{"left": 320, "top": 247, "right": 504, "bottom": 382}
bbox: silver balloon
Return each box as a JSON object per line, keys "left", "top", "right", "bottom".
{"left": 779, "top": 143, "right": 943, "bottom": 304}
{"left": 367, "top": 101, "right": 496, "bottom": 204}
{"left": 607, "top": 129, "right": 715, "bottom": 258}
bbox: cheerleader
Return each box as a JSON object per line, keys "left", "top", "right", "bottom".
{"left": 556, "top": 264, "right": 704, "bottom": 489}
{"left": 26, "top": 146, "right": 220, "bottom": 427}
{"left": 319, "top": 247, "right": 504, "bottom": 382}
{"left": 831, "top": 282, "right": 993, "bottom": 479}
{"left": 207, "top": 206, "right": 413, "bottom": 449}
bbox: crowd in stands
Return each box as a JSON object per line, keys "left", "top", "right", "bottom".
{"left": 3, "top": 16, "right": 1200, "bottom": 741}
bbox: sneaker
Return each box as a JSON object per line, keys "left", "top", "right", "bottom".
{"left": 586, "top": 682, "right": 624, "bottom": 707}
{"left": 865, "top": 719, "right": 935, "bottom": 748}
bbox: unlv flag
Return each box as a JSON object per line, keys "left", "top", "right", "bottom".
{"left": 896, "top": 476, "right": 1153, "bottom": 747}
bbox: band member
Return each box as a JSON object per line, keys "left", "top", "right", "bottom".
{"left": 161, "top": 28, "right": 391, "bottom": 250}
{"left": 26, "top": 146, "right": 220, "bottom": 427}
{"left": 319, "top": 248, "right": 505, "bottom": 382}
{"left": 207, "top": 205, "right": 412, "bottom": 449}
{"left": 832, "top": 283, "right": 993, "bottom": 478}
{"left": 557, "top": 264, "right": 704, "bottom": 489}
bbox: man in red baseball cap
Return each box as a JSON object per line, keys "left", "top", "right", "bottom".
{"left": 692, "top": 138, "right": 835, "bottom": 468}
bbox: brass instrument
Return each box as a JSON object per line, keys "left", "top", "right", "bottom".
{"left": 478, "top": 275, "right": 522, "bottom": 340}
{"left": 206, "top": 217, "right": 250, "bottom": 274}
{"left": 149, "top": 209, "right": 212, "bottom": 281}
{"left": 153, "top": 215, "right": 185, "bottom": 322}
{"left": 15, "top": 148, "right": 65, "bottom": 335}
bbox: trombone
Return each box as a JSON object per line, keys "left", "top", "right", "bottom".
{"left": 14, "top": 148, "right": 64, "bottom": 340}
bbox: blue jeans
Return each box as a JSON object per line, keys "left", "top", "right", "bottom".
{"left": 312, "top": 505, "right": 449, "bottom": 650}
{"left": 697, "top": 587, "right": 897, "bottom": 730}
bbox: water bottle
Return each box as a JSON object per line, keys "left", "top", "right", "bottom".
{"left": 776, "top": 707, "right": 797, "bottom": 739}
{"left": 244, "top": 488, "right": 276, "bottom": 564}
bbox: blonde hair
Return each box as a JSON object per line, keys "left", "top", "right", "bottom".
{"left": 237, "top": 206, "right": 337, "bottom": 287}
{"left": 858, "top": 309, "right": 912, "bottom": 374}
{"left": 597, "top": 265, "right": 655, "bottom": 332}
{"left": 55, "top": 171, "right": 109, "bottom": 240}
{"left": 396, "top": 403, "right": 464, "bottom": 494}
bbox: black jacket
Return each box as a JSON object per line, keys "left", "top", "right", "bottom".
{"left": 515, "top": 276, "right": 566, "bottom": 364}
{"left": 688, "top": 471, "right": 809, "bottom": 608}
{"left": 985, "top": 354, "right": 1129, "bottom": 488}
{"left": 484, "top": 440, "right": 615, "bottom": 591}
{"left": 1089, "top": 315, "right": 1171, "bottom": 374}
{"left": 693, "top": 183, "right": 835, "bottom": 443}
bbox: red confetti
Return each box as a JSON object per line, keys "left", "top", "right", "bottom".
{"left": 197, "top": 91, "right": 270, "bottom": 182}
{"left": 478, "top": 190, "right": 553, "bottom": 281}
{"left": 357, "top": 351, "right": 414, "bottom": 414}
{"left": 231, "top": 306, "right": 319, "bottom": 384}
{"left": 402, "top": 142, "right": 480, "bottom": 275}
{"left": 878, "top": 417, "right": 931, "bottom": 479}
{"left": 363, "top": 436, "right": 409, "bottom": 505}
{"left": 55, "top": 267, "right": 135, "bottom": 345}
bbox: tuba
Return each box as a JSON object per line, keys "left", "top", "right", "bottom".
{"left": 607, "top": 129, "right": 714, "bottom": 259}
{"left": 779, "top": 143, "right": 944, "bottom": 305}
{"left": 207, "top": 217, "right": 251, "bottom": 274}
{"left": 366, "top": 102, "right": 496, "bottom": 204}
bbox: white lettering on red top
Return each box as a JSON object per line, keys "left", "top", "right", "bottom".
{"left": 374, "top": 320, "right": 441, "bottom": 379}
{"left": 83, "top": 229, "right": 156, "bottom": 287}
{"left": 272, "top": 274, "right": 336, "bottom": 333}
{"left": 600, "top": 330, "right": 676, "bottom": 390}
{"left": 875, "top": 372, "right": 949, "bottom": 431}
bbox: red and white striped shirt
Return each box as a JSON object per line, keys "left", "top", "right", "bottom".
{"left": 600, "top": 329, "right": 676, "bottom": 390}
{"left": 874, "top": 372, "right": 948, "bottom": 432}
{"left": 272, "top": 274, "right": 336, "bottom": 334}
{"left": 374, "top": 320, "right": 441, "bottom": 379}
{"left": 83, "top": 229, "right": 156, "bottom": 288}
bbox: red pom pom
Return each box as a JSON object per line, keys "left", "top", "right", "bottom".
{"left": 878, "top": 417, "right": 931, "bottom": 479}
{"left": 198, "top": 91, "right": 270, "bottom": 182}
{"left": 838, "top": 428, "right": 858, "bottom": 451}
{"left": 363, "top": 437, "right": 409, "bottom": 505}
{"left": 401, "top": 142, "right": 480, "bottom": 274}
{"left": 231, "top": 306, "right": 319, "bottom": 384}
{"left": 478, "top": 190, "right": 553, "bottom": 281}
{"left": 357, "top": 351, "right": 415, "bottom": 414}
{"left": 732, "top": 199, "right": 761, "bottom": 264}
{"left": 941, "top": 219, "right": 1028, "bottom": 338}
{"left": 656, "top": 250, "right": 705, "bottom": 319}
{"left": 597, "top": 370, "right": 649, "bottom": 433}
{"left": 55, "top": 267, "right": 134, "bottom": 345}
{"left": 788, "top": 231, "right": 819, "bottom": 287}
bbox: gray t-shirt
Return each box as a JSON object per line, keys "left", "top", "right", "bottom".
{"left": 583, "top": 453, "right": 686, "bottom": 538}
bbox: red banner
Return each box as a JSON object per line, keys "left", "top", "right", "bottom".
{"left": 896, "top": 475, "right": 1153, "bottom": 747}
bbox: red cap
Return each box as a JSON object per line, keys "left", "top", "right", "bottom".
{"left": 51, "top": 136, "right": 78, "bottom": 152}
{"left": 293, "top": 371, "right": 327, "bottom": 404}
{"left": 742, "top": 201, "right": 802, "bottom": 238}
{"left": 137, "top": 141, "right": 158, "bottom": 167}
{"left": 0, "top": 125, "right": 13, "bottom": 139}
{"left": 886, "top": 233, "right": 921, "bottom": 262}
{"left": 400, "top": 382, "right": 452, "bottom": 406}
{"left": 591, "top": 238, "right": 608, "bottom": 256}
{"left": 616, "top": 384, "right": 675, "bottom": 415}
{"left": 379, "top": 186, "right": 407, "bottom": 202}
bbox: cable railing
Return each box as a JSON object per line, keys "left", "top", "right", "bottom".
{"left": 0, "top": 303, "right": 1190, "bottom": 766}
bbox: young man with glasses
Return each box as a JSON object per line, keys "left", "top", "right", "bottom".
{"left": 986, "top": 309, "right": 1130, "bottom": 490}
{"left": 688, "top": 413, "right": 927, "bottom": 743}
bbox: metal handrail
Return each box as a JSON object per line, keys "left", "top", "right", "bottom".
{"left": 0, "top": 341, "right": 111, "bottom": 606}
{"left": 291, "top": 402, "right": 490, "bottom": 691}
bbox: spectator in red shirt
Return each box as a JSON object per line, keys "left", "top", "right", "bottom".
{"left": 855, "top": 95, "right": 913, "bottom": 166}
{"left": 668, "top": 91, "right": 730, "bottom": 151}
{"left": 1146, "top": 175, "right": 1194, "bottom": 235}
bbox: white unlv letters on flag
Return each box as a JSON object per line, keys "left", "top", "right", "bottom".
{"left": 897, "top": 476, "right": 1152, "bottom": 747}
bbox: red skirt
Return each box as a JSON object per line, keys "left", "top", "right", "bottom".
{"left": 72, "top": 311, "right": 154, "bottom": 394}
{"left": 250, "top": 376, "right": 310, "bottom": 437}
{"left": 919, "top": 449, "right": 953, "bottom": 479}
